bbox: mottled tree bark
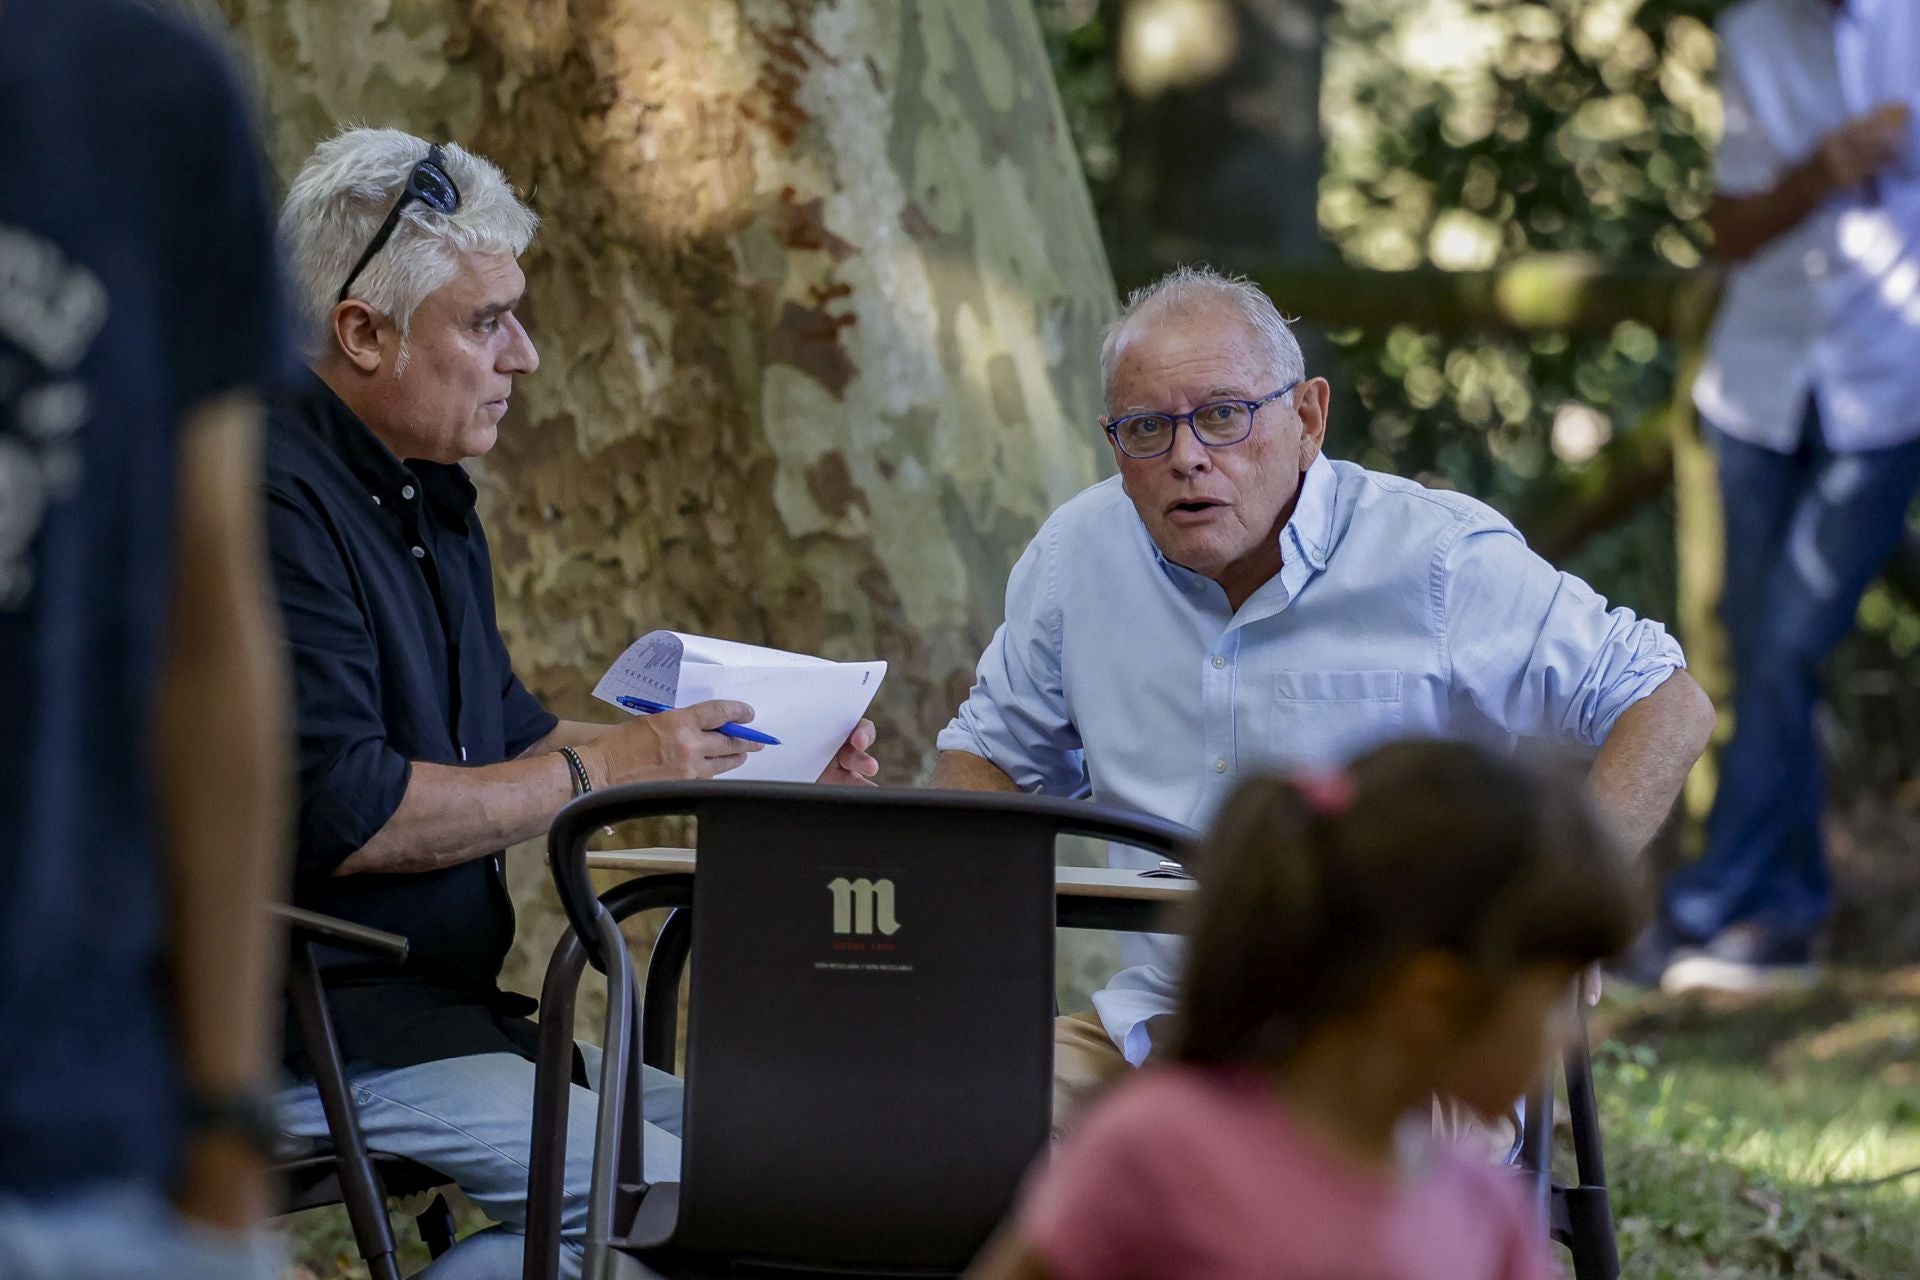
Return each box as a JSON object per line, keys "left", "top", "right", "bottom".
{"left": 202, "top": 0, "right": 1117, "bottom": 996}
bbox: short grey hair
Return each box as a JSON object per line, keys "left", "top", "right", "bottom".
{"left": 1098, "top": 265, "right": 1304, "bottom": 406}
{"left": 279, "top": 127, "right": 539, "bottom": 360}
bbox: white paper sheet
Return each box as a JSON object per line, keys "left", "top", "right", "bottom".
{"left": 592, "top": 630, "right": 886, "bottom": 783}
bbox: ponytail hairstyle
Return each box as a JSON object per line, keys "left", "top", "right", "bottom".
{"left": 1171, "top": 739, "right": 1643, "bottom": 1067}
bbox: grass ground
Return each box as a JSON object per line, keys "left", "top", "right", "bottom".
{"left": 1590, "top": 970, "right": 1920, "bottom": 1278}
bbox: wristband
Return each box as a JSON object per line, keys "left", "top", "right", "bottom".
{"left": 559, "top": 745, "right": 592, "bottom": 797}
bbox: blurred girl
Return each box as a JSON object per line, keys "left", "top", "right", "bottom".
{"left": 969, "top": 739, "right": 1641, "bottom": 1280}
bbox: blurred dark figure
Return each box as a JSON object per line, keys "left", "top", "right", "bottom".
{"left": 1645, "top": 0, "right": 1920, "bottom": 995}
{"left": 0, "top": 0, "right": 293, "bottom": 1274}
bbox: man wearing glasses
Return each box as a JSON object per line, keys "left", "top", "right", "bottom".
{"left": 266, "top": 129, "right": 877, "bottom": 1279}
{"left": 933, "top": 266, "right": 1715, "bottom": 1134}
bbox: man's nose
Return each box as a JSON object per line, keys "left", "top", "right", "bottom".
{"left": 501, "top": 312, "right": 539, "bottom": 376}
{"left": 1166, "top": 419, "right": 1213, "bottom": 474}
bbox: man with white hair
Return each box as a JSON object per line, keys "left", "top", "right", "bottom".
{"left": 933, "top": 266, "right": 1716, "bottom": 1132}
{"left": 266, "top": 128, "right": 878, "bottom": 1278}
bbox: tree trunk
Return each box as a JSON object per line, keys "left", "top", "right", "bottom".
{"left": 1667, "top": 278, "right": 1728, "bottom": 845}
{"left": 202, "top": 0, "right": 1117, "bottom": 997}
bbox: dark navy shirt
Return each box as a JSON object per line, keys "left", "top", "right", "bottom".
{"left": 265, "top": 376, "right": 558, "bottom": 1074}
{"left": 0, "top": 0, "right": 285, "bottom": 1193}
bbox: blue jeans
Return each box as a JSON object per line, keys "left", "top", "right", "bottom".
{"left": 276, "top": 1044, "right": 683, "bottom": 1280}
{"left": 0, "top": 1184, "right": 281, "bottom": 1279}
{"left": 1663, "top": 409, "right": 1920, "bottom": 945}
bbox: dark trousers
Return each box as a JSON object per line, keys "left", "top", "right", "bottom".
{"left": 1663, "top": 403, "right": 1920, "bottom": 945}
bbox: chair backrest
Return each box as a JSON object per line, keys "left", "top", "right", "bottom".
{"left": 549, "top": 782, "right": 1191, "bottom": 1271}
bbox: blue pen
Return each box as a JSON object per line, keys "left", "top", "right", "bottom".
{"left": 615, "top": 695, "right": 781, "bottom": 746}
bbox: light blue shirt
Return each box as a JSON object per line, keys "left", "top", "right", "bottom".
{"left": 1694, "top": 0, "right": 1920, "bottom": 451}
{"left": 937, "top": 455, "right": 1687, "bottom": 1063}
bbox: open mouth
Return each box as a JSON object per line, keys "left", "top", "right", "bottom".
{"left": 1168, "top": 499, "right": 1225, "bottom": 515}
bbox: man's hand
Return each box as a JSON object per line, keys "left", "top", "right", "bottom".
{"left": 1711, "top": 102, "right": 1913, "bottom": 262}
{"left": 581, "top": 699, "right": 763, "bottom": 785}
{"left": 819, "top": 718, "right": 880, "bottom": 786}
{"left": 1811, "top": 102, "right": 1910, "bottom": 194}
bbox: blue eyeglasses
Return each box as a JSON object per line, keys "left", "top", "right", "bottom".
{"left": 1102, "top": 380, "right": 1301, "bottom": 460}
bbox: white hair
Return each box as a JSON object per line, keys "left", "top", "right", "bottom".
{"left": 1099, "top": 265, "right": 1305, "bottom": 406}
{"left": 278, "top": 127, "right": 539, "bottom": 361}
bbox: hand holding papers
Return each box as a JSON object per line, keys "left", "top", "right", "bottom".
{"left": 593, "top": 631, "right": 887, "bottom": 784}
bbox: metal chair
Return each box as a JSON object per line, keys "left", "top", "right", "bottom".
{"left": 275, "top": 905, "right": 458, "bottom": 1280}
{"left": 525, "top": 782, "right": 1190, "bottom": 1280}
{"left": 1517, "top": 996, "right": 1621, "bottom": 1280}
{"left": 525, "top": 785, "right": 1622, "bottom": 1280}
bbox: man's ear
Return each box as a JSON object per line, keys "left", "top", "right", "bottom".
{"left": 331, "top": 300, "right": 386, "bottom": 375}
{"left": 1295, "top": 377, "right": 1333, "bottom": 467}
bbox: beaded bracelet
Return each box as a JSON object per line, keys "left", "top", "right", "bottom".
{"left": 559, "top": 745, "right": 592, "bottom": 797}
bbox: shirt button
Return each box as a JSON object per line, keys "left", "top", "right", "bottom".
{"left": 1213, "top": 758, "right": 1228, "bottom": 774}
{"left": 401, "top": 484, "right": 417, "bottom": 500}
{"left": 370, "top": 494, "right": 381, "bottom": 506}
{"left": 1211, "top": 656, "right": 1226, "bottom": 669}
{"left": 411, "top": 545, "right": 426, "bottom": 559}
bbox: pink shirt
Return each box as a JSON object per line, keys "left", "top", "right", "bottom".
{"left": 1021, "top": 1066, "right": 1560, "bottom": 1280}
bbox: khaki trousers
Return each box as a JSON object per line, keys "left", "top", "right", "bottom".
{"left": 1051, "top": 1011, "right": 1520, "bottom": 1159}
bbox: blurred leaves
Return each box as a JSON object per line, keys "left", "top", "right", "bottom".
{"left": 1316, "top": 0, "right": 1742, "bottom": 617}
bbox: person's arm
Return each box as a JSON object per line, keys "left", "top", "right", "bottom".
{"left": 528, "top": 716, "right": 882, "bottom": 785}
{"left": 931, "top": 748, "right": 1021, "bottom": 791}
{"left": 1442, "top": 521, "right": 1711, "bottom": 858}
{"left": 333, "top": 701, "right": 762, "bottom": 876}
{"left": 1587, "top": 668, "right": 1715, "bottom": 855}
{"left": 154, "top": 392, "right": 290, "bottom": 1231}
{"left": 930, "top": 525, "right": 1086, "bottom": 793}
{"left": 1707, "top": 54, "right": 1910, "bottom": 264}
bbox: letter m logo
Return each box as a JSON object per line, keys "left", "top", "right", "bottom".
{"left": 828, "top": 876, "right": 900, "bottom": 936}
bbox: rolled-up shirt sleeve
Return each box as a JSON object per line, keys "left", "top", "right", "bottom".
{"left": 500, "top": 667, "right": 557, "bottom": 760}
{"left": 1444, "top": 518, "right": 1686, "bottom": 748}
{"left": 266, "top": 486, "right": 412, "bottom": 884}
{"left": 935, "top": 521, "right": 1089, "bottom": 795}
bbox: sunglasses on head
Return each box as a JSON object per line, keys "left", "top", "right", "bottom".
{"left": 337, "top": 143, "right": 462, "bottom": 303}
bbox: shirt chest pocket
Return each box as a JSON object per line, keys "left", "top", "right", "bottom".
{"left": 1266, "top": 669, "right": 1405, "bottom": 769}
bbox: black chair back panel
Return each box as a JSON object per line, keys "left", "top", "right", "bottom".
{"left": 671, "top": 801, "right": 1058, "bottom": 1268}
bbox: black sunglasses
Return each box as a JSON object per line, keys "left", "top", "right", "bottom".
{"left": 336, "top": 143, "right": 462, "bottom": 303}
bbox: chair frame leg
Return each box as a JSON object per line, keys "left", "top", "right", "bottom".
{"left": 523, "top": 875, "right": 695, "bottom": 1280}
{"left": 1561, "top": 1004, "right": 1621, "bottom": 1280}
{"left": 584, "top": 906, "right": 640, "bottom": 1280}
{"left": 287, "top": 939, "right": 405, "bottom": 1280}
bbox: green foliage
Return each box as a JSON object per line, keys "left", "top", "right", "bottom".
{"left": 1034, "top": 0, "right": 1122, "bottom": 215}
{"left": 1317, "top": 0, "right": 1736, "bottom": 617}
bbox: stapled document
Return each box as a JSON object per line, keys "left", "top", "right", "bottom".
{"left": 592, "top": 631, "right": 886, "bottom": 783}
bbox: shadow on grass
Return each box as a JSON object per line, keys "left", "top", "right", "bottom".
{"left": 1588, "top": 971, "right": 1920, "bottom": 1279}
